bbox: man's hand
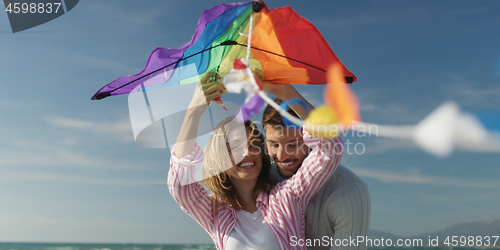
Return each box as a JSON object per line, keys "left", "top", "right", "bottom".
{"left": 255, "top": 72, "right": 294, "bottom": 98}
{"left": 255, "top": 71, "right": 314, "bottom": 119}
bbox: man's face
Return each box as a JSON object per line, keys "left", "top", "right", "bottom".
{"left": 265, "top": 125, "right": 309, "bottom": 178}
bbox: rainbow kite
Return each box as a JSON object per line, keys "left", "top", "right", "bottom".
{"left": 91, "top": 1, "right": 356, "bottom": 100}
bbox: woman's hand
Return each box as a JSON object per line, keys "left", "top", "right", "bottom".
{"left": 188, "top": 72, "right": 226, "bottom": 114}
{"left": 176, "top": 72, "right": 227, "bottom": 158}
{"left": 201, "top": 72, "right": 225, "bottom": 103}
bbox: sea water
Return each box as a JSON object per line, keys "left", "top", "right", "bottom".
{"left": 0, "top": 243, "right": 497, "bottom": 250}
{"left": 0, "top": 243, "right": 216, "bottom": 250}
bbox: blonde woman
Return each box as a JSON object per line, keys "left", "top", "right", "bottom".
{"left": 168, "top": 72, "right": 344, "bottom": 250}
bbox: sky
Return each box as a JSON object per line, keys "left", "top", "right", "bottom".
{"left": 1, "top": 0, "right": 500, "bottom": 244}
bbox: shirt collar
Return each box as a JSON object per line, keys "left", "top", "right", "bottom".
{"left": 256, "top": 191, "right": 268, "bottom": 209}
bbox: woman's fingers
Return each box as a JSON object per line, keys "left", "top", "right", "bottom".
{"left": 205, "top": 89, "right": 223, "bottom": 101}
{"left": 200, "top": 72, "right": 214, "bottom": 83}
{"left": 200, "top": 72, "right": 225, "bottom": 102}
{"left": 203, "top": 82, "right": 224, "bottom": 101}
{"left": 200, "top": 72, "right": 221, "bottom": 84}
{"left": 203, "top": 81, "right": 225, "bottom": 94}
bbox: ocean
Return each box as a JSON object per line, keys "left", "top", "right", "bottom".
{"left": 0, "top": 243, "right": 496, "bottom": 250}
{"left": 0, "top": 243, "right": 216, "bottom": 250}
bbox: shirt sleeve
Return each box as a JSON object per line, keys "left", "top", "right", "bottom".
{"left": 285, "top": 129, "right": 344, "bottom": 208}
{"left": 167, "top": 144, "right": 214, "bottom": 236}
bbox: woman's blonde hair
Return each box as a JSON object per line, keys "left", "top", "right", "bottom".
{"left": 200, "top": 117, "right": 272, "bottom": 210}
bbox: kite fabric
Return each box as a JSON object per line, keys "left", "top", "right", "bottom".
{"left": 91, "top": 1, "right": 356, "bottom": 100}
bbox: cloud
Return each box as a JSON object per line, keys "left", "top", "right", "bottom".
{"left": 0, "top": 212, "right": 203, "bottom": 243}
{"left": 318, "top": 3, "right": 489, "bottom": 30}
{"left": 81, "top": 0, "right": 170, "bottom": 31}
{"left": 58, "top": 52, "right": 140, "bottom": 73}
{"left": 351, "top": 167, "right": 500, "bottom": 189}
{"left": 420, "top": 192, "right": 499, "bottom": 204}
{"left": 0, "top": 116, "right": 161, "bottom": 171}
{"left": 0, "top": 146, "right": 99, "bottom": 167}
{"left": 440, "top": 7, "right": 489, "bottom": 18}
{"left": 0, "top": 142, "right": 161, "bottom": 171}
{"left": 1, "top": 133, "right": 161, "bottom": 171}
{"left": 0, "top": 100, "right": 50, "bottom": 109}
{"left": 0, "top": 124, "right": 166, "bottom": 183}
{"left": 359, "top": 102, "right": 423, "bottom": 124}
{"left": 300, "top": 90, "right": 323, "bottom": 107}
{"left": 297, "top": 86, "right": 422, "bottom": 124}
{"left": 45, "top": 116, "right": 133, "bottom": 142}
{"left": 361, "top": 137, "right": 418, "bottom": 154}
{"left": 0, "top": 171, "right": 161, "bottom": 186}
{"left": 439, "top": 73, "right": 500, "bottom": 109}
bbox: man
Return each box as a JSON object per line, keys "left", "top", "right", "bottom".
{"left": 261, "top": 82, "right": 371, "bottom": 250}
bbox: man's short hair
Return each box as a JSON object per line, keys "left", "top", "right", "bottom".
{"left": 262, "top": 97, "right": 299, "bottom": 131}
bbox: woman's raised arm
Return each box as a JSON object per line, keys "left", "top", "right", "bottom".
{"left": 174, "top": 72, "right": 225, "bottom": 158}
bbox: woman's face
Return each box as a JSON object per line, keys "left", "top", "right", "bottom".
{"left": 226, "top": 127, "right": 263, "bottom": 182}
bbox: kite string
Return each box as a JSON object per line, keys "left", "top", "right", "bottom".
{"left": 257, "top": 91, "right": 305, "bottom": 126}
{"left": 241, "top": 20, "right": 411, "bottom": 138}
{"left": 246, "top": 13, "right": 253, "bottom": 62}
{"left": 242, "top": 11, "right": 305, "bottom": 128}
{"left": 238, "top": 9, "right": 305, "bottom": 128}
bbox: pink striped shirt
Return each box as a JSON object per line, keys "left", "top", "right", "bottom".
{"left": 168, "top": 129, "right": 343, "bottom": 250}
